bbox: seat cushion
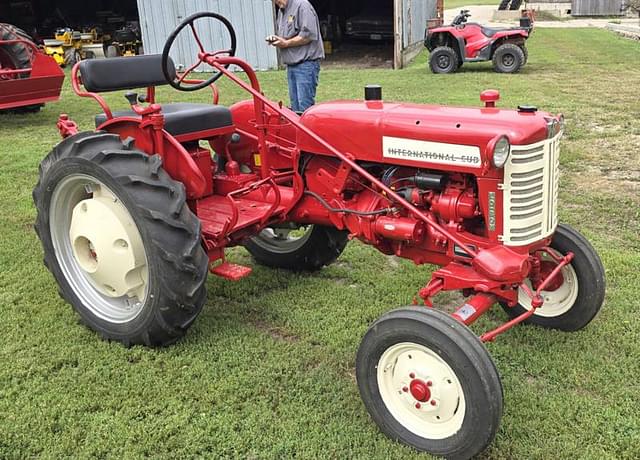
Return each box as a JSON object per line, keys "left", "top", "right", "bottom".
{"left": 95, "top": 103, "right": 233, "bottom": 136}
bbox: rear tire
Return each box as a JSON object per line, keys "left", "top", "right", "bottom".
{"left": 357, "top": 307, "right": 503, "bottom": 458}
{"left": 429, "top": 46, "right": 459, "bottom": 74}
{"left": 520, "top": 45, "right": 528, "bottom": 65}
{"left": 501, "top": 224, "right": 605, "bottom": 331}
{"left": 492, "top": 43, "right": 525, "bottom": 73}
{"left": 106, "top": 45, "right": 119, "bottom": 58}
{"left": 244, "top": 224, "right": 348, "bottom": 271}
{"left": 0, "top": 23, "right": 34, "bottom": 78}
{"left": 33, "top": 132, "right": 209, "bottom": 347}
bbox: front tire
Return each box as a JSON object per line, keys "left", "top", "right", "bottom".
{"left": 492, "top": 43, "right": 525, "bottom": 73}
{"left": 244, "top": 224, "right": 348, "bottom": 271}
{"left": 501, "top": 224, "right": 605, "bottom": 331}
{"left": 357, "top": 307, "right": 503, "bottom": 458}
{"left": 33, "top": 132, "right": 209, "bottom": 347}
{"left": 429, "top": 46, "right": 459, "bottom": 74}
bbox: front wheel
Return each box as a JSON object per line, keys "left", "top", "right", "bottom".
{"left": 33, "top": 132, "right": 209, "bottom": 347}
{"left": 244, "top": 224, "right": 348, "bottom": 271}
{"left": 357, "top": 307, "right": 503, "bottom": 458}
{"left": 429, "top": 46, "right": 460, "bottom": 74}
{"left": 492, "top": 43, "right": 525, "bottom": 73}
{"left": 501, "top": 224, "right": 605, "bottom": 331}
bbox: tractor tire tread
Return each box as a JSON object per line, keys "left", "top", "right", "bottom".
{"left": 33, "top": 131, "right": 208, "bottom": 347}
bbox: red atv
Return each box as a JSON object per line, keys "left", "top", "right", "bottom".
{"left": 34, "top": 11, "right": 603, "bottom": 459}
{"left": 425, "top": 10, "right": 533, "bottom": 74}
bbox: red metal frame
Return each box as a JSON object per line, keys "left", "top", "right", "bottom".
{"left": 62, "top": 31, "right": 570, "bottom": 342}
{"left": 0, "top": 38, "right": 64, "bottom": 110}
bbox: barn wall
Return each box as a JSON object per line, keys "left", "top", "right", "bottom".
{"left": 136, "top": 0, "right": 278, "bottom": 71}
{"left": 571, "top": 0, "right": 624, "bottom": 15}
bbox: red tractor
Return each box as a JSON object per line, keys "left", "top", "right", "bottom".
{"left": 425, "top": 10, "right": 533, "bottom": 74}
{"left": 34, "top": 12, "right": 604, "bottom": 459}
{"left": 0, "top": 23, "right": 64, "bottom": 111}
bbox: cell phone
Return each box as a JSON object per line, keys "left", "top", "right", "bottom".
{"left": 265, "top": 35, "right": 277, "bottom": 44}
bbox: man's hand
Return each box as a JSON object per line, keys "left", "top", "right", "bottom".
{"left": 268, "top": 35, "right": 290, "bottom": 48}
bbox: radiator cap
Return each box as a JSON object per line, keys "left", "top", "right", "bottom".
{"left": 518, "top": 105, "right": 538, "bottom": 113}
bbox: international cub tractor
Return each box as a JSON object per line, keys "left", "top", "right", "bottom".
{"left": 425, "top": 10, "right": 533, "bottom": 74}
{"left": 0, "top": 23, "right": 64, "bottom": 111}
{"left": 34, "top": 12, "right": 605, "bottom": 459}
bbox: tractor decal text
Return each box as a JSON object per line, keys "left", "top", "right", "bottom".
{"left": 382, "top": 136, "right": 482, "bottom": 168}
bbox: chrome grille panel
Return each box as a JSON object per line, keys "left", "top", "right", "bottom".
{"left": 501, "top": 133, "right": 561, "bottom": 245}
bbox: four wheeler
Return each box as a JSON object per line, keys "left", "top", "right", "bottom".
{"left": 425, "top": 10, "right": 533, "bottom": 74}
{"left": 34, "top": 11, "right": 605, "bottom": 459}
{"left": 0, "top": 23, "right": 64, "bottom": 111}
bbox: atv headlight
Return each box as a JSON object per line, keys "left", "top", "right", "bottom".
{"left": 492, "top": 136, "right": 510, "bottom": 168}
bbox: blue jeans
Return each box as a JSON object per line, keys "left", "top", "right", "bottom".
{"left": 286, "top": 60, "right": 320, "bottom": 113}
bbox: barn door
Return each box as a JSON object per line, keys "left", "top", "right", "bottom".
{"left": 394, "top": 0, "right": 438, "bottom": 69}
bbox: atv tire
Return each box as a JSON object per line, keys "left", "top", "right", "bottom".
{"left": 510, "top": 0, "right": 523, "bottom": 9}
{"left": 33, "top": 132, "right": 209, "bottom": 347}
{"left": 520, "top": 45, "right": 528, "bottom": 65}
{"left": 429, "top": 46, "right": 459, "bottom": 74}
{"left": 498, "top": 0, "right": 511, "bottom": 10}
{"left": 492, "top": 43, "right": 525, "bottom": 73}
{"left": 245, "top": 224, "right": 348, "bottom": 271}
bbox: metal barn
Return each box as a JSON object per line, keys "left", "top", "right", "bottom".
{"left": 136, "top": 0, "right": 438, "bottom": 70}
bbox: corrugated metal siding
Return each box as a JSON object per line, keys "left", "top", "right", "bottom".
{"left": 402, "top": 0, "right": 437, "bottom": 48}
{"left": 136, "top": 0, "right": 278, "bottom": 71}
{"left": 571, "top": 0, "right": 624, "bottom": 15}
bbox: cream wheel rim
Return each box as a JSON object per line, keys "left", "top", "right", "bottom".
{"left": 518, "top": 257, "right": 579, "bottom": 318}
{"left": 377, "top": 342, "right": 466, "bottom": 440}
{"left": 50, "top": 174, "right": 149, "bottom": 323}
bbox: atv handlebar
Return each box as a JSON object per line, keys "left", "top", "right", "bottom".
{"left": 452, "top": 10, "right": 471, "bottom": 26}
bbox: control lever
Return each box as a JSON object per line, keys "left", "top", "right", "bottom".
{"left": 124, "top": 92, "right": 138, "bottom": 106}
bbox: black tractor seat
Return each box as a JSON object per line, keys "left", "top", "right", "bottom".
{"left": 94, "top": 103, "right": 233, "bottom": 136}
{"left": 80, "top": 54, "right": 233, "bottom": 136}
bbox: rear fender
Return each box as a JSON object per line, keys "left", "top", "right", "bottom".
{"left": 96, "top": 118, "right": 207, "bottom": 199}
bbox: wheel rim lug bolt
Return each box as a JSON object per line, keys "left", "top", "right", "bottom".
{"left": 402, "top": 386, "right": 408, "bottom": 392}
{"left": 415, "top": 402, "right": 421, "bottom": 409}
{"left": 430, "top": 400, "right": 437, "bottom": 406}
{"left": 409, "top": 372, "right": 415, "bottom": 378}
{"left": 427, "top": 380, "right": 432, "bottom": 387}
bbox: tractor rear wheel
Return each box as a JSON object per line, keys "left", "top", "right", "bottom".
{"left": 33, "top": 132, "right": 209, "bottom": 347}
{"left": 244, "top": 224, "right": 348, "bottom": 271}
{"left": 492, "top": 43, "right": 525, "bottom": 73}
{"left": 357, "top": 307, "right": 503, "bottom": 458}
{"left": 0, "top": 23, "right": 34, "bottom": 79}
{"left": 429, "top": 46, "right": 459, "bottom": 74}
{"left": 501, "top": 224, "right": 605, "bottom": 331}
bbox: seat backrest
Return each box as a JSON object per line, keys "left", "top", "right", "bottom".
{"left": 79, "top": 54, "right": 176, "bottom": 93}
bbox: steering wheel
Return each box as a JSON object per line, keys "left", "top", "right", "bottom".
{"left": 161, "top": 12, "right": 237, "bottom": 91}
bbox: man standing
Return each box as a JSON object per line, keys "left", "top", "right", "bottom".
{"left": 270, "top": 0, "right": 324, "bottom": 113}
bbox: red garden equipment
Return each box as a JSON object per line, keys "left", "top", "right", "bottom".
{"left": 425, "top": 10, "right": 533, "bottom": 73}
{"left": 0, "top": 23, "right": 64, "bottom": 111}
{"left": 33, "top": 11, "right": 604, "bottom": 459}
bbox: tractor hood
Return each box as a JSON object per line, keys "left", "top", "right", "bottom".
{"left": 298, "top": 100, "right": 556, "bottom": 172}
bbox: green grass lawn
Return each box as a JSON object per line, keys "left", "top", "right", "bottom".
{"left": 1, "top": 28, "right": 639, "bottom": 459}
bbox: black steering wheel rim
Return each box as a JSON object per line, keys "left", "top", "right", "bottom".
{"left": 161, "top": 11, "right": 237, "bottom": 92}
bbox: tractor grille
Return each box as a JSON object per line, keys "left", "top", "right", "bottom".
{"left": 501, "top": 133, "right": 561, "bottom": 246}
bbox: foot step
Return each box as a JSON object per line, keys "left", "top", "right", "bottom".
{"left": 210, "top": 262, "right": 252, "bottom": 281}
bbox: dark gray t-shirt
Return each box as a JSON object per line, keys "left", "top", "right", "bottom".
{"left": 276, "top": 0, "right": 325, "bottom": 65}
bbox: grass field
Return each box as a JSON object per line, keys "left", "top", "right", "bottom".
{"left": 1, "top": 28, "right": 639, "bottom": 459}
